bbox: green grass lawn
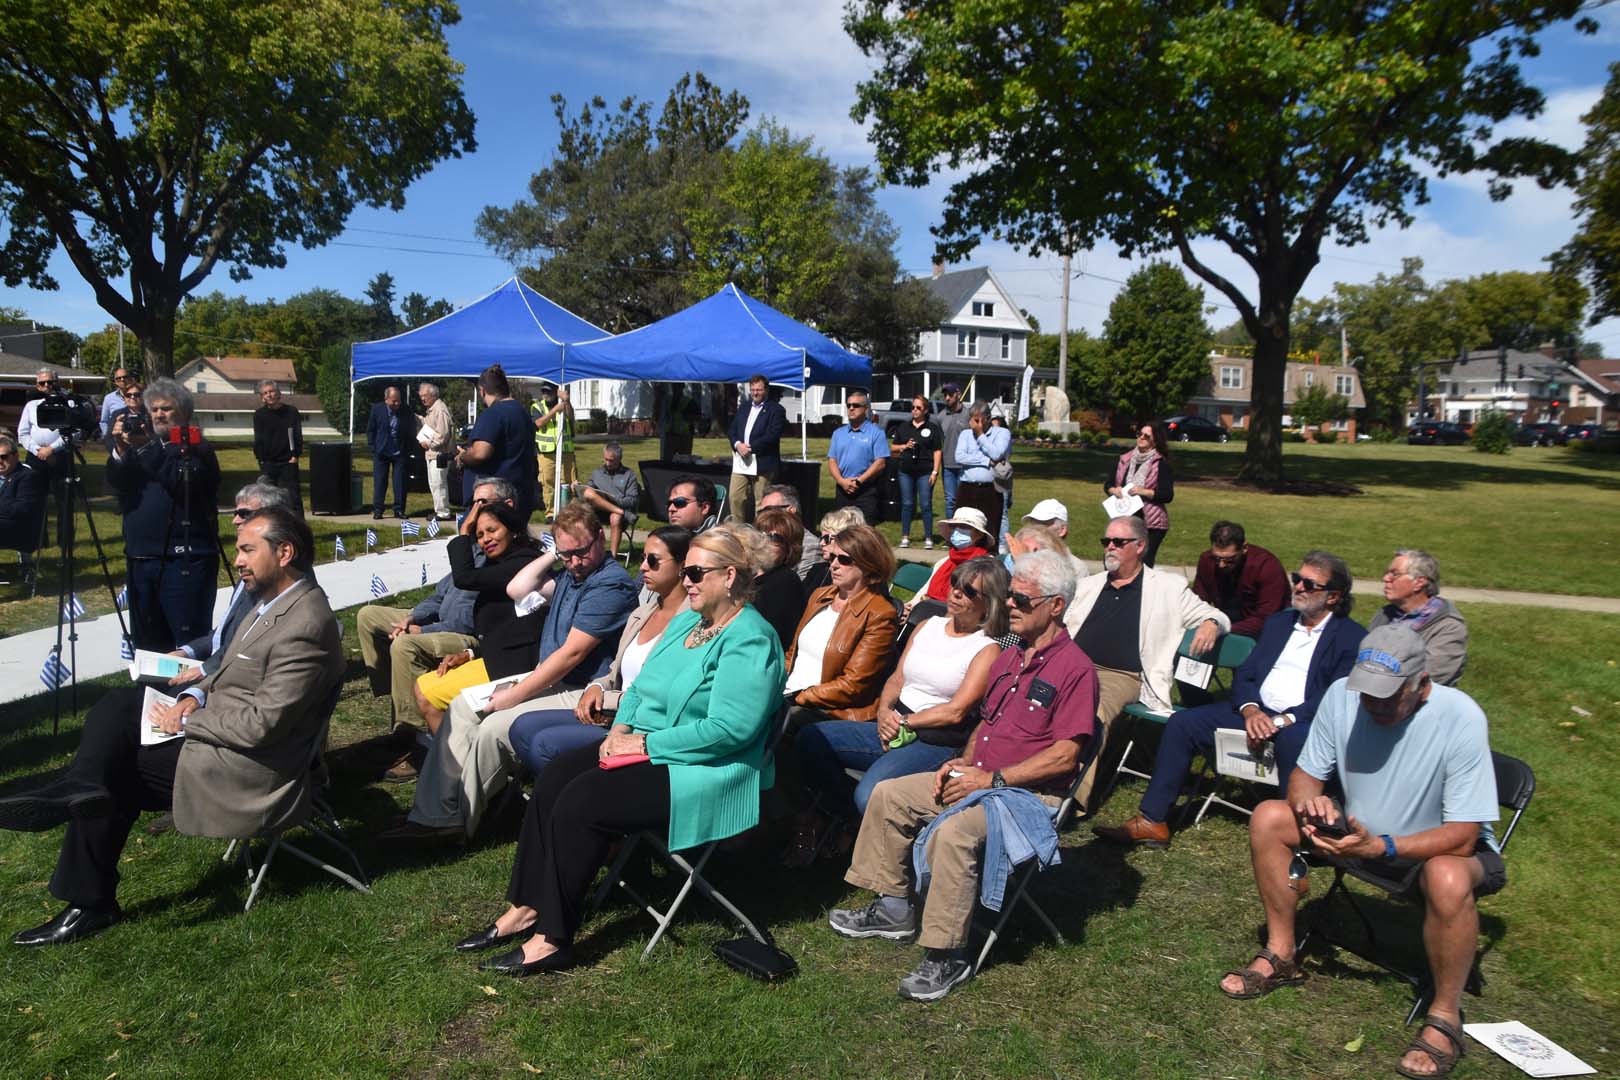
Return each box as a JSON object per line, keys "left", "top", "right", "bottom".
{"left": 0, "top": 595, "right": 1615, "bottom": 1078}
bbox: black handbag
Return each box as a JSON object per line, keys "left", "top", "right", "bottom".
{"left": 713, "top": 936, "right": 798, "bottom": 981}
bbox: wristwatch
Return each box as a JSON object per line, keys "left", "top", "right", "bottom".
{"left": 991, "top": 770, "right": 1007, "bottom": 789}
{"left": 1380, "top": 834, "right": 1397, "bottom": 861}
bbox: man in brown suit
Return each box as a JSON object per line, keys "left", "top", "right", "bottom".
{"left": 0, "top": 507, "right": 344, "bottom": 946}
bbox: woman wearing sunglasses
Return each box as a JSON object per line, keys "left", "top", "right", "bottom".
{"left": 796, "top": 557, "right": 1012, "bottom": 843}
{"left": 800, "top": 505, "right": 866, "bottom": 593}
{"left": 1106, "top": 421, "right": 1175, "bottom": 566}
{"left": 503, "top": 526, "right": 694, "bottom": 786}
{"left": 459, "top": 524, "right": 785, "bottom": 975}
{"left": 749, "top": 507, "right": 809, "bottom": 650}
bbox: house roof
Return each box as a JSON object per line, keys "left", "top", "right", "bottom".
{"left": 0, "top": 356, "right": 103, "bottom": 385}
{"left": 193, "top": 392, "right": 321, "bottom": 413}
{"left": 1574, "top": 358, "right": 1620, "bottom": 395}
{"left": 922, "top": 267, "right": 993, "bottom": 317}
{"left": 180, "top": 355, "right": 297, "bottom": 384}
{"left": 1438, "top": 348, "right": 1614, "bottom": 399}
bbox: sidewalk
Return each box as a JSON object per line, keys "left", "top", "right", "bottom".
{"left": 0, "top": 537, "right": 452, "bottom": 706}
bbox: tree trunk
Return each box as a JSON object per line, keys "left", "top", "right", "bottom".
{"left": 1238, "top": 296, "right": 1290, "bottom": 485}
{"left": 137, "top": 307, "right": 178, "bottom": 379}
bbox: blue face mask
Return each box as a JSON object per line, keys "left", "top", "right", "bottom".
{"left": 949, "top": 529, "right": 974, "bottom": 549}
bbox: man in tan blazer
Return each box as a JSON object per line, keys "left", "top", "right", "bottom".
{"left": 0, "top": 507, "right": 344, "bottom": 947}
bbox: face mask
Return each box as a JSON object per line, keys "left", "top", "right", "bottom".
{"left": 949, "top": 529, "right": 974, "bottom": 549}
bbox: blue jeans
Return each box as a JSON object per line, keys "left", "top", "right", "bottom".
{"left": 941, "top": 467, "right": 963, "bottom": 517}
{"left": 1138, "top": 701, "right": 1313, "bottom": 823}
{"left": 795, "top": 719, "right": 958, "bottom": 819}
{"left": 509, "top": 709, "right": 608, "bottom": 784}
{"left": 897, "top": 471, "right": 934, "bottom": 539}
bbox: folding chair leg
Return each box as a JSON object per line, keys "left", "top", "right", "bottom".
{"left": 589, "top": 833, "right": 644, "bottom": 916}
{"left": 971, "top": 865, "right": 1063, "bottom": 977}
{"left": 244, "top": 838, "right": 281, "bottom": 911}
{"left": 640, "top": 844, "right": 715, "bottom": 959}
{"left": 274, "top": 839, "right": 374, "bottom": 897}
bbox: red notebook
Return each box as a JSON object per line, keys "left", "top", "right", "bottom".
{"left": 598, "top": 753, "right": 650, "bottom": 770}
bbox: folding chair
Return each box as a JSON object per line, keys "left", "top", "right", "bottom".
{"left": 215, "top": 689, "right": 373, "bottom": 911}
{"left": 711, "top": 481, "right": 728, "bottom": 526}
{"left": 588, "top": 702, "right": 791, "bottom": 959}
{"left": 1297, "top": 751, "right": 1534, "bottom": 1022}
{"left": 890, "top": 560, "right": 933, "bottom": 598}
{"left": 970, "top": 728, "right": 1103, "bottom": 976}
{"left": 1113, "top": 629, "right": 1255, "bottom": 788}
{"left": 616, "top": 488, "right": 655, "bottom": 568}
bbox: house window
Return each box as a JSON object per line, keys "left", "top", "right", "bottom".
{"left": 197, "top": 381, "right": 207, "bottom": 392}
{"left": 214, "top": 413, "right": 225, "bottom": 422}
{"left": 1335, "top": 374, "right": 1354, "bottom": 396}
{"left": 1219, "top": 365, "right": 1243, "bottom": 389}
{"left": 1303, "top": 370, "right": 1314, "bottom": 387}
{"left": 1000, "top": 333, "right": 1010, "bottom": 360}
{"left": 971, "top": 300, "right": 995, "bottom": 318}
{"left": 956, "top": 330, "right": 978, "bottom": 358}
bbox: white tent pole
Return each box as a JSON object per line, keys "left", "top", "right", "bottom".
{"left": 800, "top": 354, "right": 809, "bottom": 459}
{"left": 347, "top": 348, "right": 355, "bottom": 444}
{"left": 557, "top": 352, "right": 567, "bottom": 506}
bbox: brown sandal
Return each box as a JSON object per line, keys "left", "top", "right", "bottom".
{"left": 1218, "top": 947, "right": 1307, "bottom": 999}
{"left": 1395, "top": 1014, "right": 1466, "bottom": 1079}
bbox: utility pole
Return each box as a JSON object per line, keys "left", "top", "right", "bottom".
{"left": 1057, "top": 234, "right": 1072, "bottom": 396}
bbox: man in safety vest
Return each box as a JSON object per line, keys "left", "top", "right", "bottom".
{"left": 531, "top": 382, "right": 576, "bottom": 522}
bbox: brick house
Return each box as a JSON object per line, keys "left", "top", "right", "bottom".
{"left": 1185, "top": 351, "right": 1367, "bottom": 441}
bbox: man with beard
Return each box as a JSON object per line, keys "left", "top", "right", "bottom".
{"left": 1190, "top": 520, "right": 1290, "bottom": 639}
{"left": 1095, "top": 551, "right": 1364, "bottom": 848}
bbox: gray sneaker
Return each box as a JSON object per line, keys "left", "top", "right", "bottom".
{"left": 897, "top": 955, "right": 974, "bottom": 1002}
{"left": 828, "top": 900, "right": 916, "bottom": 941}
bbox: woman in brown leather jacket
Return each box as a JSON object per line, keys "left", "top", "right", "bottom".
{"left": 778, "top": 523, "right": 897, "bottom": 863}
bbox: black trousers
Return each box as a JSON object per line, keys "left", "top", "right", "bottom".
{"left": 1145, "top": 527, "right": 1168, "bottom": 567}
{"left": 506, "top": 742, "right": 671, "bottom": 947}
{"left": 954, "top": 480, "right": 1002, "bottom": 546}
{"left": 372, "top": 454, "right": 406, "bottom": 515}
{"left": 834, "top": 481, "right": 881, "bottom": 524}
{"left": 258, "top": 460, "right": 303, "bottom": 516}
{"left": 50, "top": 686, "right": 181, "bottom": 911}
{"left": 127, "top": 553, "right": 217, "bottom": 652}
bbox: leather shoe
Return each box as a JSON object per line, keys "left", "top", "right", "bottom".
{"left": 1093, "top": 813, "right": 1171, "bottom": 849}
{"left": 13, "top": 904, "right": 120, "bottom": 946}
{"left": 479, "top": 943, "right": 574, "bottom": 976}
{"left": 455, "top": 922, "right": 522, "bottom": 953}
{"left": 0, "top": 779, "right": 112, "bottom": 832}
{"left": 378, "top": 819, "right": 463, "bottom": 843}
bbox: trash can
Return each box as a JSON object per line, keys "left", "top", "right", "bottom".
{"left": 308, "top": 442, "right": 353, "bottom": 515}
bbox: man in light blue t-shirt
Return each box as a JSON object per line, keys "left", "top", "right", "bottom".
{"left": 826, "top": 390, "right": 889, "bottom": 523}
{"left": 1217, "top": 625, "right": 1502, "bottom": 1079}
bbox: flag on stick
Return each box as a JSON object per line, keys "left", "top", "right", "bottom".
{"left": 401, "top": 520, "right": 422, "bottom": 538}
{"left": 335, "top": 535, "right": 347, "bottom": 559}
{"left": 61, "top": 592, "right": 86, "bottom": 620}
{"left": 426, "top": 518, "right": 441, "bottom": 538}
{"left": 40, "top": 651, "right": 71, "bottom": 690}
{"left": 120, "top": 637, "right": 135, "bottom": 662}
{"left": 370, "top": 574, "right": 388, "bottom": 598}
{"left": 421, "top": 563, "right": 429, "bottom": 586}
{"left": 365, "top": 528, "right": 378, "bottom": 550}
{"left": 115, "top": 585, "right": 128, "bottom": 609}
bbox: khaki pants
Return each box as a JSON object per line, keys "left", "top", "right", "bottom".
{"left": 426, "top": 456, "right": 452, "bottom": 518}
{"left": 355, "top": 605, "right": 476, "bottom": 727}
{"left": 726, "top": 470, "right": 772, "bottom": 523}
{"left": 845, "top": 771, "right": 1058, "bottom": 950}
{"left": 537, "top": 451, "right": 577, "bottom": 519}
{"left": 1076, "top": 665, "right": 1145, "bottom": 814}
{"left": 408, "top": 679, "right": 585, "bottom": 835}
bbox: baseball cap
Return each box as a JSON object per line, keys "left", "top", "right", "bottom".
{"left": 1346, "top": 625, "right": 1428, "bottom": 697}
{"left": 940, "top": 382, "right": 961, "bottom": 395}
{"left": 1022, "top": 498, "right": 1069, "bottom": 525}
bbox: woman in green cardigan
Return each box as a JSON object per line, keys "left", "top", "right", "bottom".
{"left": 459, "top": 524, "right": 787, "bottom": 976}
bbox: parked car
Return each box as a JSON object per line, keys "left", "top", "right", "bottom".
{"left": 1161, "top": 414, "right": 1229, "bottom": 443}
{"left": 1562, "top": 423, "right": 1602, "bottom": 442}
{"left": 1407, "top": 421, "right": 1469, "bottom": 446}
{"left": 1513, "top": 422, "right": 1567, "bottom": 447}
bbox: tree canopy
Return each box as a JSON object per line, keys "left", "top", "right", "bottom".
{"left": 0, "top": 0, "right": 476, "bottom": 376}
{"left": 846, "top": 0, "right": 1593, "bottom": 482}
{"left": 1094, "top": 262, "right": 1211, "bottom": 422}
{"left": 1556, "top": 62, "right": 1620, "bottom": 324}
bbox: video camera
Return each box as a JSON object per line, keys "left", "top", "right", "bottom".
{"left": 35, "top": 391, "right": 99, "bottom": 437}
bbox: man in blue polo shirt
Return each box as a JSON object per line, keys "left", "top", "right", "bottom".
{"left": 827, "top": 389, "right": 890, "bottom": 523}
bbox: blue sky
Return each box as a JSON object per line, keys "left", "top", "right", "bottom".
{"left": 5, "top": 1, "right": 1619, "bottom": 354}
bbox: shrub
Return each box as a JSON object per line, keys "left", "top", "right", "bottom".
{"left": 1072, "top": 408, "right": 1111, "bottom": 434}
{"left": 1368, "top": 426, "right": 1400, "bottom": 443}
{"left": 1471, "top": 408, "right": 1514, "bottom": 455}
{"left": 1065, "top": 431, "right": 1081, "bottom": 444}
{"left": 1282, "top": 429, "right": 1307, "bottom": 443}
{"left": 1228, "top": 426, "right": 1248, "bottom": 441}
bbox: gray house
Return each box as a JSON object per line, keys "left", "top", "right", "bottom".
{"left": 898, "top": 266, "right": 1033, "bottom": 405}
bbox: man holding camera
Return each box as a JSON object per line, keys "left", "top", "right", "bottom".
{"left": 19, "top": 368, "right": 68, "bottom": 473}
{"left": 108, "top": 378, "right": 221, "bottom": 652}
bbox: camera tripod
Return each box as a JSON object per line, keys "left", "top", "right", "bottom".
{"left": 45, "top": 441, "right": 127, "bottom": 735}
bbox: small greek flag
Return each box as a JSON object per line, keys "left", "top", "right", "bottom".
{"left": 39, "top": 651, "right": 71, "bottom": 690}
{"left": 455, "top": 513, "right": 465, "bottom": 531}
{"left": 334, "top": 535, "right": 347, "bottom": 558}
{"left": 420, "top": 562, "right": 429, "bottom": 586}
{"left": 120, "top": 637, "right": 135, "bottom": 662}
{"left": 540, "top": 532, "right": 556, "bottom": 554}
{"left": 401, "top": 520, "right": 422, "bottom": 538}
{"left": 369, "top": 574, "right": 387, "bottom": 598}
{"left": 61, "top": 592, "right": 86, "bottom": 620}
{"left": 426, "top": 518, "right": 441, "bottom": 538}
{"left": 365, "top": 528, "right": 378, "bottom": 550}
{"left": 115, "top": 585, "right": 128, "bottom": 610}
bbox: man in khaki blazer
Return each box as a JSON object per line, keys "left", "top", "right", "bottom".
{"left": 0, "top": 507, "right": 344, "bottom": 947}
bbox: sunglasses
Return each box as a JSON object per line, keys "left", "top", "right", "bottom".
{"left": 642, "top": 551, "right": 663, "bottom": 570}
{"left": 667, "top": 496, "right": 695, "bottom": 509}
{"left": 1009, "top": 590, "right": 1057, "bottom": 611}
{"left": 1290, "top": 573, "right": 1331, "bottom": 592}
{"left": 819, "top": 533, "right": 836, "bottom": 544}
{"left": 556, "top": 540, "right": 595, "bottom": 560}
{"left": 846, "top": 403, "right": 867, "bottom": 410}
{"left": 829, "top": 552, "right": 856, "bottom": 567}
{"left": 1099, "top": 536, "right": 1139, "bottom": 548}
{"left": 952, "top": 580, "right": 980, "bottom": 601}
{"left": 35, "top": 381, "right": 56, "bottom": 388}
{"left": 680, "top": 565, "right": 724, "bottom": 584}
{"left": 232, "top": 506, "right": 254, "bottom": 519}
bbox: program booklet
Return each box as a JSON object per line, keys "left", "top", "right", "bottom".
{"left": 128, "top": 649, "right": 205, "bottom": 688}
{"left": 1212, "top": 727, "right": 1279, "bottom": 786}
{"left": 1463, "top": 1021, "right": 1595, "bottom": 1077}
{"left": 1101, "top": 491, "right": 1144, "bottom": 519}
{"left": 140, "top": 686, "right": 186, "bottom": 746}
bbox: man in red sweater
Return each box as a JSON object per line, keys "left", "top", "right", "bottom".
{"left": 1191, "top": 520, "right": 1289, "bottom": 638}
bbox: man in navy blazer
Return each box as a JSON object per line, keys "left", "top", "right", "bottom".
{"left": 725, "top": 374, "right": 786, "bottom": 523}
{"left": 1095, "top": 550, "right": 1365, "bottom": 848}
{"left": 0, "top": 436, "right": 49, "bottom": 552}
{"left": 366, "top": 386, "right": 417, "bottom": 519}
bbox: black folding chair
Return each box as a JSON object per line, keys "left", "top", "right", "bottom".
{"left": 587, "top": 702, "right": 791, "bottom": 959}
{"left": 1297, "top": 751, "right": 1534, "bottom": 1022}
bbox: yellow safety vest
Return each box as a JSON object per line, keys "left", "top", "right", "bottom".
{"left": 532, "top": 401, "right": 574, "bottom": 453}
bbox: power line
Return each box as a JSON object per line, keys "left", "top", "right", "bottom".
{"left": 345, "top": 226, "right": 487, "bottom": 246}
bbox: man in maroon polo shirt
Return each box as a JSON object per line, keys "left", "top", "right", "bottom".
{"left": 1191, "top": 519, "right": 1290, "bottom": 639}
{"left": 830, "top": 548, "right": 1099, "bottom": 1001}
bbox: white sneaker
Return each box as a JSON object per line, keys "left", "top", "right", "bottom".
{"left": 924, "top": 539, "right": 935, "bottom": 550}
{"left": 898, "top": 537, "right": 911, "bottom": 548}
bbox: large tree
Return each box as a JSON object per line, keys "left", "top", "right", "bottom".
{"left": 846, "top": 0, "right": 1592, "bottom": 483}
{"left": 1440, "top": 270, "right": 1587, "bottom": 351}
{"left": 1095, "top": 262, "right": 1212, "bottom": 422}
{"left": 1556, "top": 62, "right": 1620, "bottom": 324}
{"left": 0, "top": 0, "right": 475, "bottom": 376}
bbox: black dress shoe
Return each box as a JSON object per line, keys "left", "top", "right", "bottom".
{"left": 455, "top": 923, "right": 522, "bottom": 953}
{"left": 13, "top": 905, "right": 120, "bottom": 946}
{"left": 479, "top": 943, "right": 575, "bottom": 976}
{"left": 0, "top": 779, "right": 112, "bottom": 832}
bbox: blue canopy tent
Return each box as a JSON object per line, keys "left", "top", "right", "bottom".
{"left": 564, "top": 283, "right": 872, "bottom": 456}
{"left": 347, "top": 276, "right": 607, "bottom": 437}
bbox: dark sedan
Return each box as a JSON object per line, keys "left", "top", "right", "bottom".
{"left": 1563, "top": 423, "right": 1603, "bottom": 442}
{"left": 1513, "top": 422, "right": 1567, "bottom": 447}
{"left": 1161, "top": 414, "right": 1229, "bottom": 443}
{"left": 1408, "top": 421, "right": 1469, "bottom": 446}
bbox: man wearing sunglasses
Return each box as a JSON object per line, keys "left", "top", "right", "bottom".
{"left": 1064, "top": 516, "right": 1228, "bottom": 813}
{"left": 0, "top": 434, "right": 48, "bottom": 552}
{"left": 1097, "top": 551, "right": 1363, "bottom": 849}
{"left": 833, "top": 548, "right": 1098, "bottom": 1001}
{"left": 98, "top": 368, "right": 133, "bottom": 436}
{"left": 759, "top": 484, "right": 821, "bottom": 580}
{"left": 827, "top": 390, "right": 890, "bottom": 522}
{"left": 664, "top": 475, "right": 716, "bottom": 532}
{"left": 19, "top": 368, "right": 67, "bottom": 467}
